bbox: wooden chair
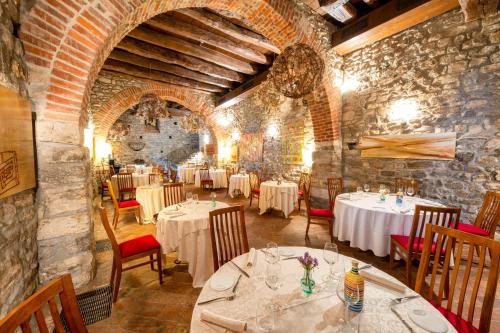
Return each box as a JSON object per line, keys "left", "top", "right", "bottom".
{"left": 96, "top": 167, "right": 111, "bottom": 200}
{"left": 169, "top": 167, "right": 177, "bottom": 182}
{"left": 327, "top": 177, "right": 343, "bottom": 211}
{"left": 390, "top": 205, "right": 461, "bottom": 287}
{"left": 108, "top": 165, "right": 116, "bottom": 177}
{"left": 458, "top": 191, "right": 500, "bottom": 240}
{"left": 116, "top": 172, "right": 135, "bottom": 200}
{"left": 148, "top": 173, "right": 162, "bottom": 185}
{"left": 187, "top": 162, "right": 195, "bottom": 168}
{"left": 394, "top": 178, "right": 420, "bottom": 196}
{"left": 297, "top": 172, "right": 311, "bottom": 211}
{"left": 249, "top": 171, "right": 261, "bottom": 207}
{"left": 415, "top": 224, "right": 499, "bottom": 333}
{"left": 107, "top": 180, "right": 141, "bottom": 229}
{"left": 0, "top": 274, "right": 88, "bottom": 333}
{"left": 99, "top": 207, "right": 162, "bottom": 302}
{"left": 209, "top": 205, "right": 249, "bottom": 272}
{"left": 199, "top": 168, "right": 214, "bottom": 190}
{"left": 303, "top": 184, "right": 334, "bottom": 242}
{"left": 164, "top": 182, "right": 184, "bottom": 207}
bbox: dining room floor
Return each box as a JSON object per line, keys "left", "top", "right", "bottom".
{"left": 85, "top": 185, "right": 499, "bottom": 333}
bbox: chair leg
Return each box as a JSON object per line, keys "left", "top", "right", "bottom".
{"left": 113, "top": 264, "right": 122, "bottom": 302}
{"left": 389, "top": 241, "right": 395, "bottom": 269}
{"left": 249, "top": 194, "right": 253, "bottom": 207}
{"left": 150, "top": 254, "right": 155, "bottom": 270}
{"left": 305, "top": 216, "right": 311, "bottom": 238}
{"left": 136, "top": 207, "right": 142, "bottom": 224}
{"left": 113, "top": 210, "right": 119, "bottom": 229}
{"left": 298, "top": 198, "right": 301, "bottom": 211}
{"left": 157, "top": 250, "right": 163, "bottom": 284}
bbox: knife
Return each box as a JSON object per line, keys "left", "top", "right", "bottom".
{"left": 229, "top": 261, "right": 250, "bottom": 278}
{"left": 390, "top": 307, "right": 415, "bottom": 333}
{"left": 232, "top": 274, "right": 242, "bottom": 293}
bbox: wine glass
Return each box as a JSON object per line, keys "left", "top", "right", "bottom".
{"left": 379, "top": 184, "right": 386, "bottom": 193}
{"left": 336, "top": 278, "right": 361, "bottom": 332}
{"left": 186, "top": 192, "right": 193, "bottom": 203}
{"left": 406, "top": 185, "right": 415, "bottom": 197}
{"left": 363, "top": 184, "right": 370, "bottom": 193}
{"left": 265, "top": 242, "right": 279, "bottom": 264}
{"left": 265, "top": 262, "right": 282, "bottom": 292}
{"left": 192, "top": 194, "right": 199, "bottom": 203}
{"left": 323, "top": 242, "right": 339, "bottom": 283}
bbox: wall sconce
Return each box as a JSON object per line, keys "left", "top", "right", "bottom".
{"left": 336, "top": 75, "right": 360, "bottom": 94}
{"left": 95, "top": 139, "right": 112, "bottom": 161}
{"left": 231, "top": 129, "right": 240, "bottom": 142}
{"left": 389, "top": 99, "right": 419, "bottom": 123}
{"left": 216, "top": 113, "right": 234, "bottom": 127}
{"left": 266, "top": 124, "right": 279, "bottom": 139}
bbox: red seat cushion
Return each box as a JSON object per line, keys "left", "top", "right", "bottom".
{"left": 391, "top": 235, "right": 440, "bottom": 253}
{"left": 118, "top": 199, "right": 140, "bottom": 208}
{"left": 298, "top": 190, "right": 304, "bottom": 196}
{"left": 430, "top": 301, "right": 479, "bottom": 333}
{"left": 119, "top": 234, "right": 160, "bottom": 258}
{"left": 309, "top": 208, "right": 333, "bottom": 218}
{"left": 457, "top": 223, "right": 489, "bottom": 237}
{"left": 251, "top": 188, "right": 260, "bottom": 194}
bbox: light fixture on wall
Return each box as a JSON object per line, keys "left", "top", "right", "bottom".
{"left": 266, "top": 123, "right": 279, "bottom": 139}
{"left": 231, "top": 129, "right": 240, "bottom": 142}
{"left": 389, "top": 99, "right": 419, "bottom": 123}
{"left": 302, "top": 142, "right": 315, "bottom": 168}
{"left": 84, "top": 120, "right": 95, "bottom": 159}
{"left": 95, "top": 139, "right": 112, "bottom": 161}
{"left": 216, "top": 112, "right": 234, "bottom": 127}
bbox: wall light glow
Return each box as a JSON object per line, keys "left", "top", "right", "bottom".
{"left": 302, "top": 142, "right": 315, "bottom": 168}
{"left": 341, "top": 77, "right": 361, "bottom": 93}
{"left": 266, "top": 123, "right": 279, "bottom": 139}
{"left": 203, "top": 133, "right": 210, "bottom": 144}
{"left": 216, "top": 113, "right": 234, "bottom": 127}
{"left": 231, "top": 129, "right": 240, "bottom": 141}
{"left": 95, "top": 139, "right": 112, "bottom": 161}
{"left": 84, "top": 128, "right": 94, "bottom": 159}
{"left": 389, "top": 99, "right": 419, "bottom": 123}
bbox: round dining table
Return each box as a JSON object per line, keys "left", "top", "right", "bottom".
{"left": 190, "top": 246, "right": 456, "bottom": 333}
{"left": 135, "top": 184, "right": 164, "bottom": 224}
{"left": 195, "top": 169, "right": 228, "bottom": 189}
{"left": 110, "top": 172, "right": 150, "bottom": 196}
{"left": 333, "top": 192, "right": 444, "bottom": 257}
{"left": 156, "top": 200, "right": 229, "bottom": 287}
{"left": 179, "top": 166, "right": 196, "bottom": 184}
{"left": 259, "top": 181, "right": 298, "bottom": 218}
{"left": 229, "top": 174, "right": 250, "bottom": 198}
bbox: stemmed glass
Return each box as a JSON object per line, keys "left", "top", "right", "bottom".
{"left": 363, "top": 184, "right": 370, "bottom": 193}
{"left": 257, "top": 262, "right": 282, "bottom": 331}
{"left": 186, "top": 192, "right": 193, "bottom": 204}
{"left": 406, "top": 185, "right": 415, "bottom": 197}
{"left": 336, "top": 278, "right": 361, "bottom": 332}
{"left": 265, "top": 242, "right": 279, "bottom": 264}
{"left": 323, "top": 242, "right": 339, "bottom": 283}
{"left": 192, "top": 194, "right": 199, "bottom": 204}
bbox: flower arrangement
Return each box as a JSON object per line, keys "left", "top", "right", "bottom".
{"left": 298, "top": 252, "right": 318, "bottom": 294}
{"left": 298, "top": 251, "right": 319, "bottom": 270}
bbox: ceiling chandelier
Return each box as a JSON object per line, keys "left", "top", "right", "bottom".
{"left": 269, "top": 43, "right": 324, "bottom": 99}
{"left": 180, "top": 112, "right": 204, "bottom": 133}
{"left": 134, "top": 93, "right": 171, "bottom": 119}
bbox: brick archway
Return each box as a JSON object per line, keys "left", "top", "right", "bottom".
{"left": 20, "top": 0, "right": 341, "bottom": 285}
{"left": 93, "top": 83, "right": 219, "bottom": 149}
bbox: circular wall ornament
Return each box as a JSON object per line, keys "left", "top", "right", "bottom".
{"left": 269, "top": 43, "right": 324, "bottom": 99}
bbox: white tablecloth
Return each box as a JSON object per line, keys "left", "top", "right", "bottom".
{"left": 156, "top": 201, "right": 229, "bottom": 287}
{"left": 135, "top": 185, "right": 164, "bottom": 224}
{"left": 228, "top": 174, "right": 250, "bottom": 198}
{"left": 190, "top": 246, "right": 456, "bottom": 333}
{"left": 194, "top": 169, "right": 228, "bottom": 188}
{"left": 333, "top": 193, "right": 444, "bottom": 257}
{"left": 179, "top": 166, "right": 196, "bottom": 184}
{"left": 259, "top": 181, "right": 298, "bottom": 218}
{"left": 110, "top": 173, "right": 150, "bottom": 196}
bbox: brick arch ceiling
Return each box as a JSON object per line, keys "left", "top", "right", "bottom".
{"left": 93, "top": 83, "right": 219, "bottom": 148}
{"left": 20, "top": 0, "right": 338, "bottom": 146}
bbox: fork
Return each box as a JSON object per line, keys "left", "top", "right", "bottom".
{"left": 391, "top": 295, "right": 420, "bottom": 304}
{"left": 197, "top": 294, "right": 235, "bottom": 305}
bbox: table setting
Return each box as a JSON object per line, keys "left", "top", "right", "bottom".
{"left": 195, "top": 168, "right": 228, "bottom": 189}
{"left": 258, "top": 180, "right": 298, "bottom": 218}
{"left": 333, "top": 187, "right": 445, "bottom": 257}
{"left": 156, "top": 196, "right": 230, "bottom": 287}
{"left": 190, "top": 245, "right": 456, "bottom": 333}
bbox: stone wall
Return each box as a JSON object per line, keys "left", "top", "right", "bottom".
{"left": 108, "top": 110, "right": 200, "bottom": 165}
{"left": 342, "top": 9, "right": 500, "bottom": 223}
{"left": 0, "top": 0, "right": 38, "bottom": 317}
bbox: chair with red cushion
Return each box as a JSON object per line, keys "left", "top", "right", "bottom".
{"left": 99, "top": 207, "right": 162, "bottom": 302}
{"left": 199, "top": 168, "right": 214, "bottom": 190}
{"left": 116, "top": 172, "right": 135, "bottom": 200}
{"left": 458, "top": 191, "right": 499, "bottom": 239}
{"left": 390, "top": 205, "right": 461, "bottom": 287}
{"left": 303, "top": 184, "right": 334, "bottom": 242}
{"left": 249, "top": 171, "right": 261, "bottom": 208}
{"left": 327, "top": 177, "right": 343, "bottom": 210}
{"left": 107, "top": 180, "right": 141, "bottom": 229}
{"left": 297, "top": 172, "right": 311, "bottom": 211}
{"left": 415, "top": 224, "right": 499, "bottom": 333}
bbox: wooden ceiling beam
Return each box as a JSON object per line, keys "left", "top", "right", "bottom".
{"left": 216, "top": 70, "right": 269, "bottom": 108}
{"left": 129, "top": 27, "right": 258, "bottom": 75}
{"left": 116, "top": 37, "right": 245, "bottom": 82}
{"left": 102, "top": 59, "right": 225, "bottom": 93}
{"left": 332, "top": 0, "right": 460, "bottom": 55}
{"left": 108, "top": 49, "right": 233, "bottom": 88}
{"left": 320, "top": 0, "right": 358, "bottom": 23}
{"left": 148, "top": 15, "right": 271, "bottom": 65}
{"left": 176, "top": 8, "right": 281, "bottom": 54}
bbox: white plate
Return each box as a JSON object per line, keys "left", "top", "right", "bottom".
{"left": 408, "top": 308, "right": 448, "bottom": 333}
{"left": 210, "top": 271, "right": 237, "bottom": 292}
{"left": 279, "top": 248, "right": 294, "bottom": 257}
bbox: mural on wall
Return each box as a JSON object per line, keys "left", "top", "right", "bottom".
{"left": 0, "top": 85, "right": 36, "bottom": 199}
{"left": 239, "top": 133, "right": 264, "bottom": 162}
{"left": 282, "top": 120, "right": 304, "bottom": 165}
{"left": 359, "top": 133, "right": 457, "bottom": 160}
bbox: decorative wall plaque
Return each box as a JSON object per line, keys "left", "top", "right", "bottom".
{"left": 128, "top": 141, "right": 145, "bottom": 151}
{"left": 282, "top": 120, "right": 304, "bottom": 165}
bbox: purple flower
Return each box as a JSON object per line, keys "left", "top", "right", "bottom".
{"left": 297, "top": 252, "right": 319, "bottom": 270}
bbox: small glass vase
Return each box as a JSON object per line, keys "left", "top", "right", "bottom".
{"left": 300, "top": 268, "right": 316, "bottom": 294}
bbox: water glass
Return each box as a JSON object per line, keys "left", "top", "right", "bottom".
{"left": 186, "top": 192, "right": 193, "bottom": 203}
{"left": 363, "top": 184, "right": 370, "bottom": 193}
{"left": 323, "top": 242, "right": 339, "bottom": 282}
{"left": 265, "top": 262, "right": 282, "bottom": 291}
{"left": 192, "top": 194, "right": 199, "bottom": 203}
{"left": 256, "top": 298, "right": 276, "bottom": 331}
{"left": 265, "top": 242, "right": 279, "bottom": 264}
{"left": 406, "top": 186, "right": 415, "bottom": 197}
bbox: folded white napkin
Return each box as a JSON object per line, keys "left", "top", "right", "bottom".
{"left": 200, "top": 310, "right": 247, "bottom": 332}
{"left": 246, "top": 248, "right": 256, "bottom": 267}
{"left": 162, "top": 210, "right": 185, "bottom": 216}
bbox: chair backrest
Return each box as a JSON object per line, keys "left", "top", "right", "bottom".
{"left": 415, "top": 224, "right": 499, "bottom": 333}
{"left": 163, "top": 183, "right": 184, "bottom": 207}
{"left": 474, "top": 191, "right": 500, "bottom": 237}
{"left": 225, "top": 166, "right": 234, "bottom": 182}
{"left": 408, "top": 205, "right": 461, "bottom": 255}
{"left": 209, "top": 205, "right": 249, "bottom": 272}
{"left": 116, "top": 173, "right": 134, "bottom": 192}
{"left": 302, "top": 182, "right": 313, "bottom": 212}
{"left": 106, "top": 180, "right": 119, "bottom": 210}
{"left": 187, "top": 162, "right": 195, "bottom": 168}
{"left": 99, "top": 206, "right": 121, "bottom": 259}
{"left": 0, "top": 274, "right": 88, "bottom": 333}
{"left": 108, "top": 165, "right": 115, "bottom": 177}
{"left": 169, "top": 167, "right": 177, "bottom": 182}
{"left": 249, "top": 172, "right": 260, "bottom": 191}
{"left": 149, "top": 173, "right": 161, "bottom": 185}
{"left": 394, "top": 178, "right": 420, "bottom": 195}
{"left": 327, "top": 177, "right": 343, "bottom": 207}
{"left": 299, "top": 172, "right": 311, "bottom": 193}
{"left": 199, "top": 168, "right": 210, "bottom": 181}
